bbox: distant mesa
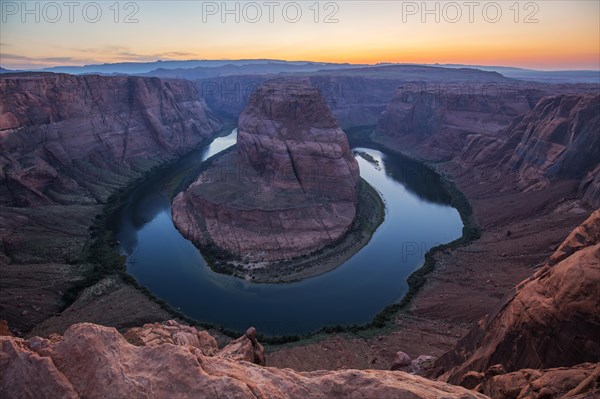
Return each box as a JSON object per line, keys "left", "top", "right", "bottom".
{"left": 172, "top": 79, "right": 360, "bottom": 264}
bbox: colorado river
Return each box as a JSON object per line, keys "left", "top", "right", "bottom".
{"left": 113, "top": 129, "right": 463, "bottom": 336}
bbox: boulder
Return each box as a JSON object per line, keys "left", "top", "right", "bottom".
{"left": 218, "top": 327, "right": 266, "bottom": 366}
{"left": 390, "top": 351, "right": 412, "bottom": 370}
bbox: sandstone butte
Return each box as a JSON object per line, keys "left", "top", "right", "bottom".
{"left": 172, "top": 80, "right": 360, "bottom": 262}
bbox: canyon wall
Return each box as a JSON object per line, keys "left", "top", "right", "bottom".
{"left": 198, "top": 74, "right": 398, "bottom": 128}
{"left": 374, "top": 84, "right": 599, "bottom": 206}
{"left": 173, "top": 79, "right": 360, "bottom": 262}
{"left": 373, "top": 87, "right": 535, "bottom": 161}
{"left": 197, "top": 65, "right": 519, "bottom": 129}
{"left": 0, "top": 73, "right": 222, "bottom": 333}
{"left": 0, "top": 73, "right": 222, "bottom": 207}
{"left": 459, "top": 94, "right": 600, "bottom": 206}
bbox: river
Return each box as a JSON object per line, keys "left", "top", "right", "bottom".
{"left": 113, "top": 129, "right": 463, "bottom": 336}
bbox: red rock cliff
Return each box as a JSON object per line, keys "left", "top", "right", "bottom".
{"left": 0, "top": 73, "right": 222, "bottom": 206}
{"left": 459, "top": 94, "right": 600, "bottom": 206}
{"left": 432, "top": 210, "right": 600, "bottom": 384}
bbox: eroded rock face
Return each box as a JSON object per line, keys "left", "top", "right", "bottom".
{"left": 373, "top": 87, "right": 532, "bottom": 161}
{"left": 236, "top": 80, "right": 359, "bottom": 200}
{"left": 498, "top": 95, "right": 600, "bottom": 193}
{"left": 123, "top": 320, "right": 219, "bottom": 356}
{"left": 173, "top": 80, "right": 360, "bottom": 261}
{"left": 0, "top": 322, "right": 488, "bottom": 399}
{"left": 433, "top": 210, "right": 600, "bottom": 384}
{"left": 459, "top": 94, "right": 600, "bottom": 204}
{"left": 580, "top": 165, "right": 600, "bottom": 208}
{"left": 0, "top": 73, "right": 222, "bottom": 206}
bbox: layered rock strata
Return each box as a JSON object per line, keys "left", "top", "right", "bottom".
{"left": 0, "top": 73, "right": 222, "bottom": 206}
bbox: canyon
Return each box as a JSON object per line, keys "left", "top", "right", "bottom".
{"left": 1, "top": 66, "right": 599, "bottom": 398}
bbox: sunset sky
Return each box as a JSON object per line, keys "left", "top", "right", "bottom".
{"left": 1, "top": 0, "right": 599, "bottom": 70}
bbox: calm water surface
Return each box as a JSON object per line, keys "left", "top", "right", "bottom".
{"left": 113, "top": 129, "right": 463, "bottom": 335}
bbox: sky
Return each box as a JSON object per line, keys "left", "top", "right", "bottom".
{"left": 1, "top": 0, "right": 599, "bottom": 70}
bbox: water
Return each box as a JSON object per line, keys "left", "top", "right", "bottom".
{"left": 113, "top": 129, "right": 463, "bottom": 336}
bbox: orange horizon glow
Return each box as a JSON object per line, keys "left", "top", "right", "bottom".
{"left": 1, "top": 1, "right": 598, "bottom": 71}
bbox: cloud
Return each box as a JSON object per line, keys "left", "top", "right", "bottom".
{"left": 43, "top": 45, "right": 200, "bottom": 61}
{"left": 0, "top": 45, "right": 204, "bottom": 69}
{"left": 1, "top": 53, "right": 92, "bottom": 63}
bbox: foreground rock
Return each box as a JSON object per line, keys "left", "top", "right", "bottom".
{"left": 0, "top": 322, "right": 488, "bottom": 399}
{"left": 173, "top": 80, "right": 360, "bottom": 262}
{"left": 433, "top": 210, "right": 600, "bottom": 383}
{"left": 475, "top": 362, "right": 599, "bottom": 399}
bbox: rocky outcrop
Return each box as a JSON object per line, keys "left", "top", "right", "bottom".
{"left": 217, "top": 327, "right": 266, "bottom": 366}
{"left": 173, "top": 80, "right": 360, "bottom": 262}
{"left": 433, "top": 210, "right": 600, "bottom": 384}
{"left": 123, "top": 320, "right": 219, "bottom": 356}
{"left": 0, "top": 73, "right": 222, "bottom": 206}
{"left": 580, "top": 165, "right": 600, "bottom": 208}
{"left": 0, "top": 320, "right": 11, "bottom": 336}
{"left": 0, "top": 322, "right": 488, "bottom": 399}
{"left": 549, "top": 208, "right": 600, "bottom": 265}
{"left": 475, "top": 362, "right": 599, "bottom": 399}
